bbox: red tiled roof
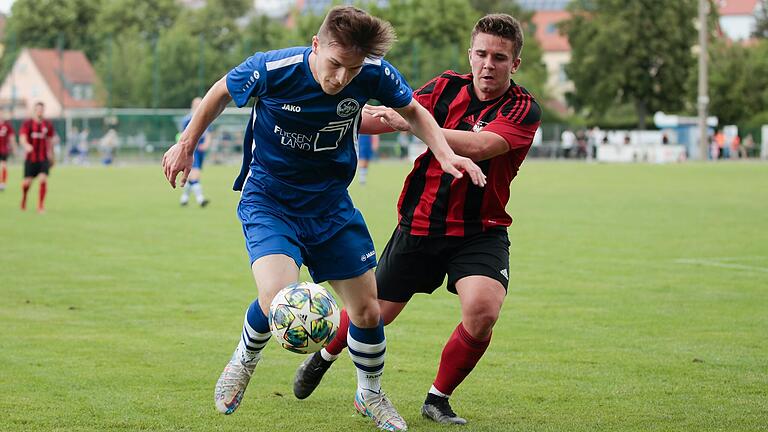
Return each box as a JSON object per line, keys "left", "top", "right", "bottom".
{"left": 718, "top": 0, "right": 758, "bottom": 15}
{"left": 26, "top": 48, "right": 101, "bottom": 109}
{"left": 532, "top": 10, "right": 571, "bottom": 52}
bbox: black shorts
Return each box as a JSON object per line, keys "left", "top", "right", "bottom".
{"left": 0, "top": 153, "right": 7, "bottom": 161}
{"left": 375, "top": 226, "right": 510, "bottom": 303}
{"left": 24, "top": 160, "right": 50, "bottom": 178}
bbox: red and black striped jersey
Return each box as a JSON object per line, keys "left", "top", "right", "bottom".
{"left": 397, "top": 71, "right": 541, "bottom": 237}
{"left": 20, "top": 119, "right": 55, "bottom": 163}
{"left": 0, "top": 121, "right": 14, "bottom": 155}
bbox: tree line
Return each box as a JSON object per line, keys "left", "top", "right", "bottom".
{"left": 2, "top": 0, "right": 765, "bottom": 130}
{"left": 0, "top": 0, "right": 547, "bottom": 113}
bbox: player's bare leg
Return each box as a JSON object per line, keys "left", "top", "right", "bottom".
{"left": 37, "top": 173, "right": 48, "bottom": 213}
{"left": 330, "top": 271, "right": 407, "bottom": 431}
{"left": 0, "top": 160, "right": 7, "bottom": 190}
{"left": 421, "top": 276, "right": 505, "bottom": 425}
{"left": 20, "top": 177, "right": 32, "bottom": 210}
{"left": 214, "top": 254, "right": 299, "bottom": 414}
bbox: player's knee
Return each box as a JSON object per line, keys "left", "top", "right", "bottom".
{"left": 347, "top": 300, "right": 381, "bottom": 328}
{"left": 462, "top": 306, "right": 499, "bottom": 338}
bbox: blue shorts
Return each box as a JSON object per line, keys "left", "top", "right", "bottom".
{"left": 358, "top": 140, "right": 373, "bottom": 161}
{"left": 237, "top": 195, "right": 377, "bottom": 283}
{"left": 192, "top": 149, "right": 206, "bottom": 169}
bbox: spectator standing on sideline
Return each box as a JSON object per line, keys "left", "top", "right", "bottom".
{"left": 397, "top": 131, "right": 411, "bottom": 160}
{"left": 560, "top": 128, "right": 575, "bottom": 158}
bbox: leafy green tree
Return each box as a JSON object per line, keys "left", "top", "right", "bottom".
{"left": 1, "top": 0, "right": 103, "bottom": 79}
{"left": 91, "top": 0, "right": 179, "bottom": 44}
{"left": 561, "top": 0, "right": 698, "bottom": 128}
{"left": 94, "top": 32, "right": 152, "bottom": 108}
{"left": 708, "top": 39, "right": 768, "bottom": 125}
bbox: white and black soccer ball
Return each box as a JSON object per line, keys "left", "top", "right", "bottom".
{"left": 268, "top": 282, "right": 340, "bottom": 354}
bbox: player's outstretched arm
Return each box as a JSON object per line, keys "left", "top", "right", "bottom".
{"left": 364, "top": 104, "right": 509, "bottom": 162}
{"left": 162, "top": 76, "right": 232, "bottom": 188}
{"left": 393, "top": 100, "right": 486, "bottom": 187}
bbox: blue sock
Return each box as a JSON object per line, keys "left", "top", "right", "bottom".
{"left": 238, "top": 299, "right": 271, "bottom": 362}
{"left": 348, "top": 319, "right": 386, "bottom": 395}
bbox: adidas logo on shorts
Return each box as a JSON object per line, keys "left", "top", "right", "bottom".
{"left": 500, "top": 268, "right": 509, "bottom": 280}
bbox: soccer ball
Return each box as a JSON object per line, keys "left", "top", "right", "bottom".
{"left": 268, "top": 282, "right": 340, "bottom": 354}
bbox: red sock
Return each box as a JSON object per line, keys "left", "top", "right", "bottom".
{"left": 38, "top": 181, "right": 47, "bottom": 210}
{"left": 432, "top": 323, "right": 491, "bottom": 396}
{"left": 21, "top": 183, "right": 30, "bottom": 209}
{"left": 1, "top": 165, "right": 6, "bottom": 183}
{"left": 325, "top": 308, "right": 350, "bottom": 355}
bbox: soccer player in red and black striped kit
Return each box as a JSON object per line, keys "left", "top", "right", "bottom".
{"left": 20, "top": 102, "right": 57, "bottom": 213}
{"left": 0, "top": 109, "right": 16, "bottom": 191}
{"left": 294, "top": 14, "right": 541, "bottom": 425}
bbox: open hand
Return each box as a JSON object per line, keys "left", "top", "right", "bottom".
{"left": 162, "top": 143, "right": 194, "bottom": 188}
{"left": 439, "top": 154, "right": 486, "bottom": 187}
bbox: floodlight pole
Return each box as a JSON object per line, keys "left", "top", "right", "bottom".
{"left": 697, "top": 0, "right": 709, "bottom": 160}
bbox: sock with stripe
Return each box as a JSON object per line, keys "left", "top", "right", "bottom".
{"left": 237, "top": 299, "right": 272, "bottom": 364}
{"left": 348, "top": 319, "right": 386, "bottom": 397}
{"left": 431, "top": 322, "right": 491, "bottom": 397}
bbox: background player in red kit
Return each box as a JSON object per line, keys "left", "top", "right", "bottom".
{"left": 20, "top": 102, "right": 57, "bottom": 212}
{"left": 0, "top": 109, "right": 16, "bottom": 191}
{"left": 294, "top": 13, "right": 541, "bottom": 425}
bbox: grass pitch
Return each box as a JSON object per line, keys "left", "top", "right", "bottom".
{"left": 1, "top": 161, "right": 766, "bottom": 431}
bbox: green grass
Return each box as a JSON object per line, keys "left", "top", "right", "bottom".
{"left": 1, "top": 161, "right": 767, "bottom": 431}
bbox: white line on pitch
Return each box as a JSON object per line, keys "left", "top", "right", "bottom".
{"left": 674, "top": 259, "right": 768, "bottom": 274}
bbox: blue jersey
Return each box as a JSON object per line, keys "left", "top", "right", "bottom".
{"left": 227, "top": 46, "right": 412, "bottom": 216}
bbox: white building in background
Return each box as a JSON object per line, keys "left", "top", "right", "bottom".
{"left": 531, "top": 9, "right": 572, "bottom": 114}
{"left": 718, "top": 0, "right": 762, "bottom": 41}
{"left": 0, "top": 48, "right": 101, "bottom": 118}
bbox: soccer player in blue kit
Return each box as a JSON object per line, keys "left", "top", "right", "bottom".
{"left": 179, "top": 97, "right": 211, "bottom": 207}
{"left": 162, "top": 6, "right": 486, "bottom": 431}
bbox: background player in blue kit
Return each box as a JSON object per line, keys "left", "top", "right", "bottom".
{"left": 179, "top": 97, "right": 211, "bottom": 207}
{"left": 357, "top": 133, "right": 377, "bottom": 185}
{"left": 161, "top": 6, "right": 486, "bottom": 431}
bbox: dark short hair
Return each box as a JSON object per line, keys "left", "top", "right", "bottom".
{"left": 318, "top": 6, "right": 396, "bottom": 58}
{"left": 471, "top": 14, "right": 524, "bottom": 59}
{"left": 35, "top": 101, "right": 44, "bottom": 107}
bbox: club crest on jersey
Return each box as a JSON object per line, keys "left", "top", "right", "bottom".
{"left": 336, "top": 98, "right": 359, "bottom": 117}
{"left": 472, "top": 121, "right": 489, "bottom": 133}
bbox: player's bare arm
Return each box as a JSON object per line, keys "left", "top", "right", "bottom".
{"left": 441, "top": 129, "right": 509, "bottom": 161}
{"left": 364, "top": 104, "right": 509, "bottom": 161}
{"left": 162, "top": 76, "right": 231, "bottom": 188}
{"left": 20, "top": 135, "right": 33, "bottom": 154}
{"left": 394, "top": 100, "right": 487, "bottom": 187}
{"left": 47, "top": 135, "right": 56, "bottom": 167}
